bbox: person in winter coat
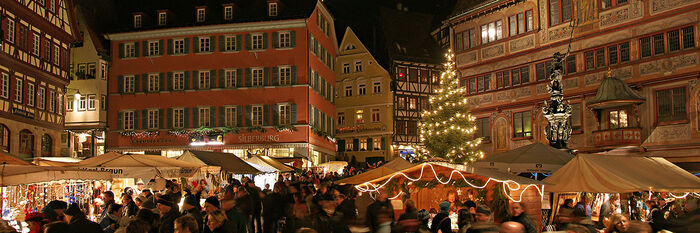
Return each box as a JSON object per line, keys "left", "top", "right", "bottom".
{"left": 205, "top": 210, "right": 234, "bottom": 233}
{"left": 174, "top": 215, "right": 200, "bottom": 233}
{"left": 431, "top": 201, "right": 452, "bottom": 233}
{"left": 64, "top": 203, "right": 104, "bottom": 233}
{"left": 100, "top": 191, "right": 116, "bottom": 222}
{"left": 309, "top": 194, "right": 350, "bottom": 233}
{"left": 24, "top": 212, "right": 48, "bottom": 233}
{"left": 122, "top": 193, "right": 138, "bottom": 217}
{"left": 335, "top": 194, "right": 357, "bottom": 225}
{"left": 41, "top": 200, "right": 67, "bottom": 222}
{"left": 366, "top": 191, "right": 394, "bottom": 232}
{"left": 262, "top": 183, "right": 285, "bottom": 233}
{"left": 157, "top": 194, "right": 182, "bottom": 233}
{"left": 509, "top": 202, "right": 537, "bottom": 233}
{"left": 100, "top": 204, "right": 123, "bottom": 233}
{"left": 182, "top": 194, "right": 203, "bottom": 232}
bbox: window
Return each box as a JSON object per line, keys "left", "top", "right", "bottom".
{"left": 268, "top": 2, "right": 278, "bottom": 16}
{"left": 358, "top": 84, "right": 366, "bottom": 96}
{"left": 145, "top": 109, "right": 159, "bottom": 129}
{"left": 409, "top": 98, "right": 417, "bottom": 110}
{"left": 279, "top": 104, "right": 291, "bottom": 125}
{"left": 27, "top": 83, "right": 35, "bottom": 106}
{"left": 198, "top": 71, "right": 210, "bottom": 89}
{"left": 41, "top": 134, "right": 52, "bottom": 157}
{"left": 535, "top": 61, "right": 552, "bottom": 81}
{"left": 224, "top": 6, "right": 233, "bottom": 20}
{"left": 469, "top": 74, "right": 490, "bottom": 93}
{"left": 48, "top": 0, "right": 55, "bottom": 12}
{"left": 124, "top": 111, "right": 135, "bottom": 130}
{"left": 565, "top": 56, "right": 577, "bottom": 75}
{"left": 608, "top": 109, "right": 628, "bottom": 129}
{"left": 225, "top": 70, "right": 237, "bottom": 88}
{"left": 37, "top": 87, "right": 45, "bottom": 109}
{"left": 100, "top": 61, "right": 108, "bottom": 80}
{"left": 124, "top": 76, "right": 135, "bottom": 93}
{"left": 682, "top": 27, "right": 695, "bottom": 49}
{"left": 66, "top": 96, "right": 73, "bottom": 111}
{"left": 338, "top": 112, "right": 345, "bottom": 125}
{"left": 158, "top": 12, "right": 167, "bottom": 25}
{"left": 133, "top": 14, "right": 142, "bottom": 28}
{"left": 148, "top": 74, "right": 160, "bottom": 92}
{"left": 373, "top": 81, "right": 381, "bottom": 94}
{"left": 18, "top": 130, "right": 34, "bottom": 156}
{"left": 279, "top": 32, "right": 291, "bottom": 48}
{"left": 252, "top": 68, "right": 264, "bottom": 87}
{"left": 356, "top": 110, "right": 364, "bottom": 124}
{"left": 345, "top": 141, "right": 354, "bottom": 151}
{"left": 44, "top": 39, "right": 51, "bottom": 60}
{"left": 570, "top": 103, "right": 582, "bottom": 131}
{"left": 173, "top": 72, "right": 184, "bottom": 90}
{"left": 100, "top": 95, "right": 106, "bottom": 111}
{"left": 78, "top": 95, "right": 87, "bottom": 111}
{"left": 476, "top": 117, "right": 491, "bottom": 141}
{"left": 87, "top": 95, "right": 96, "bottom": 111}
{"left": 49, "top": 91, "right": 55, "bottom": 112}
{"left": 641, "top": 27, "right": 694, "bottom": 58}
{"left": 223, "top": 107, "right": 237, "bottom": 127}
{"left": 359, "top": 138, "right": 367, "bottom": 151}
{"left": 371, "top": 108, "right": 380, "bottom": 122}
{"left": 601, "top": 0, "right": 627, "bottom": 10}
{"left": 196, "top": 8, "right": 206, "bottom": 23}
{"left": 656, "top": 87, "right": 687, "bottom": 124}
{"left": 278, "top": 66, "right": 291, "bottom": 85}
{"left": 511, "top": 67, "right": 529, "bottom": 85}
{"left": 224, "top": 36, "right": 237, "bottom": 51}
{"left": 354, "top": 61, "right": 363, "bottom": 72}
{"left": 148, "top": 41, "right": 159, "bottom": 56}
{"left": 14, "top": 79, "right": 22, "bottom": 103}
{"left": 509, "top": 10, "right": 533, "bottom": 36}
{"left": 342, "top": 63, "right": 350, "bottom": 74}
{"left": 0, "top": 74, "right": 7, "bottom": 99}
{"left": 199, "top": 37, "right": 210, "bottom": 52}
{"left": 174, "top": 39, "right": 185, "bottom": 54}
{"left": 18, "top": 26, "right": 27, "bottom": 50}
{"left": 373, "top": 138, "right": 382, "bottom": 150}
{"left": 198, "top": 107, "right": 211, "bottom": 127}
{"left": 53, "top": 44, "right": 60, "bottom": 65}
{"left": 481, "top": 20, "right": 503, "bottom": 44}
{"left": 397, "top": 96, "right": 406, "bottom": 110}
{"left": 252, "top": 34, "right": 264, "bottom": 50}
{"left": 0, "top": 125, "right": 9, "bottom": 153}
{"left": 345, "top": 85, "right": 352, "bottom": 97}
{"left": 513, "top": 111, "right": 532, "bottom": 138}
{"left": 32, "top": 33, "right": 40, "bottom": 55}
{"left": 549, "top": 0, "right": 572, "bottom": 26}
{"left": 173, "top": 108, "right": 184, "bottom": 128}
{"left": 6, "top": 19, "right": 15, "bottom": 43}
{"left": 124, "top": 43, "right": 136, "bottom": 58}
{"left": 251, "top": 105, "right": 263, "bottom": 126}
{"left": 456, "top": 29, "right": 476, "bottom": 51}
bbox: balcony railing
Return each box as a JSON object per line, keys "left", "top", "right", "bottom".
{"left": 593, "top": 127, "right": 642, "bottom": 147}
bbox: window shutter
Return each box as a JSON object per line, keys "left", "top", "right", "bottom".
{"left": 218, "top": 35, "right": 225, "bottom": 52}
{"left": 237, "top": 106, "right": 243, "bottom": 127}
{"left": 193, "top": 71, "right": 199, "bottom": 90}
{"left": 184, "top": 108, "right": 190, "bottom": 128}
{"left": 210, "top": 106, "right": 216, "bottom": 127}
{"left": 236, "top": 69, "right": 243, "bottom": 87}
{"left": 134, "top": 74, "right": 141, "bottom": 92}
{"left": 264, "top": 104, "right": 270, "bottom": 126}
{"left": 184, "top": 71, "right": 191, "bottom": 90}
{"left": 326, "top": 82, "right": 331, "bottom": 101}
{"left": 291, "top": 31, "right": 296, "bottom": 47}
{"left": 193, "top": 107, "right": 199, "bottom": 128}
{"left": 159, "top": 73, "right": 165, "bottom": 92}
{"left": 158, "top": 40, "right": 164, "bottom": 55}
{"left": 291, "top": 66, "right": 297, "bottom": 85}
{"left": 167, "top": 39, "right": 173, "bottom": 55}
{"left": 184, "top": 38, "right": 190, "bottom": 54}
{"left": 367, "top": 138, "right": 373, "bottom": 151}
{"left": 272, "top": 104, "right": 279, "bottom": 125}
{"left": 118, "top": 75, "right": 124, "bottom": 93}
{"left": 142, "top": 41, "right": 147, "bottom": 56}
{"left": 159, "top": 109, "right": 165, "bottom": 129}
{"left": 338, "top": 140, "right": 345, "bottom": 152}
{"left": 167, "top": 72, "right": 173, "bottom": 91}
{"left": 141, "top": 74, "right": 148, "bottom": 92}
{"left": 117, "top": 111, "right": 123, "bottom": 130}
{"left": 245, "top": 105, "right": 252, "bottom": 126}
{"left": 118, "top": 43, "right": 124, "bottom": 58}
{"left": 245, "top": 34, "right": 251, "bottom": 50}
{"left": 209, "top": 36, "right": 215, "bottom": 52}
{"left": 291, "top": 103, "right": 297, "bottom": 124}
{"left": 381, "top": 137, "right": 386, "bottom": 150}
{"left": 245, "top": 68, "right": 252, "bottom": 87}
{"left": 262, "top": 33, "right": 268, "bottom": 49}
{"left": 167, "top": 108, "right": 173, "bottom": 129}
{"left": 193, "top": 37, "right": 199, "bottom": 53}
{"left": 272, "top": 67, "right": 279, "bottom": 86}
{"left": 141, "top": 110, "right": 147, "bottom": 129}
{"left": 263, "top": 67, "right": 270, "bottom": 86}
{"left": 235, "top": 35, "right": 242, "bottom": 51}
{"left": 219, "top": 106, "right": 225, "bottom": 126}
{"left": 218, "top": 69, "right": 225, "bottom": 88}
{"left": 353, "top": 139, "right": 359, "bottom": 152}
{"left": 209, "top": 70, "right": 216, "bottom": 88}
{"left": 272, "top": 32, "right": 279, "bottom": 48}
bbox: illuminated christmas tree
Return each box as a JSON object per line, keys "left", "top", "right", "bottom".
{"left": 418, "top": 51, "right": 483, "bottom": 164}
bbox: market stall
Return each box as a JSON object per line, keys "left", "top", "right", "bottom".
{"left": 178, "top": 150, "right": 265, "bottom": 192}
{"left": 245, "top": 155, "right": 294, "bottom": 188}
{"left": 316, "top": 161, "right": 348, "bottom": 175}
{"left": 0, "top": 152, "right": 31, "bottom": 165}
{"left": 336, "top": 157, "right": 414, "bottom": 185}
{"left": 41, "top": 152, "right": 201, "bottom": 180}
{"left": 473, "top": 142, "right": 574, "bottom": 174}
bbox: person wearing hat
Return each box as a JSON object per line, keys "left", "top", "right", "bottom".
{"left": 220, "top": 195, "right": 247, "bottom": 233}
{"left": 202, "top": 196, "right": 220, "bottom": 233}
{"left": 182, "top": 194, "right": 203, "bottom": 232}
{"left": 42, "top": 200, "right": 67, "bottom": 222}
{"left": 64, "top": 203, "right": 103, "bottom": 233}
{"left": 140, "top": 197, "right": 157, "bottom": 212}
{"left": 100, "top": 203, "right": 123, "bottom": 233}
{"left": 25, "top": 212, "right": 48, "bottom": 233}
{"left": 431, "top": 201, "right": 452, "bottom": 233}
{"left": 309, "top": 194, "right": 350, "bottom": 233}
{"left": 157, "top": 194, "right": 181, "bottom": 233}
{"left": 466, "top": 206, "right": 499, "bottom": 233}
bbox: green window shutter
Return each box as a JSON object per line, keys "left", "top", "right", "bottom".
{"left": 367, "top": 138, "right": 373, "bottom": 151}
{"left": 245, "top": 105, "right": 252, "bottom": 126}
{"left": 184, "top": 71, "right": 191, "bottom": 90}
{"left": 291, "top": 31, "right": 296, "bottom": 47}
{"left": 118, "top": 75, "right": 124, "bottom": 93}
{"left": 167, "top": 108, "right": 173, "bottom": 129}
{"left": 184, "top": 38, "right": 190, "bottom": 54}
{"left": 309, "top": 105, "right": 314, "bottom": 127}
{"left": 381, "top": 137, "right": 386, "bottom": 150}
{"left": 235, "top": 35, "right": 242, "bottom": 51}
{"left": 118, "top": 43, "right": 124, "bottom": 58}
{"left": 338, "top": 140, "right": 345, "bottom": 152}
{"left": 159, "top": 109, "right": 165, "bottom": 129}
{"left": 262, "top": 33, "right": 268, "bottom": 49}
{"left": 184, "top": 108, "right": 190, "bottom": 128}
{"left": 193, "top": 71, "right": 199, "bottom": 90}
{"left": 353, "top": 139, "right": 359, "bottom": 152}
{"left": 133, "top": 42, "right": 139, "bottom": 57}
{"left": 291, "top": 103, "right": 297, "bottom": 124}
{"left": 245, "top": 68, "right": 252, "bottom": 87}
{"left": 263, "top": 67, "right": 270, "bottom": 86}
{"left": 272, "top": 32, "right": 278, "bottom": 49}
{"left": 167, "top": 72, "right": 173, "bottom": 91}
{"left": 264, "top": 104, "right": 270, "bottom": 126}
{"left": 167, "top": 39, "right": 173, "bottom": 55}
{"left": 209, "top": 70, "right": 216, "bottom": 89}
{"left": 245, "top": 34, "right": 251, "bottom": 50}
{"left": 141, "top": 110, "right": 147, "bottom": 129}
{"left": 133, "top": 111, "right": 139, "bottom": 130}
{"left": 272, "top": 104, "right": 279, "bottom": 125}
{"left": 193, "top": 37, "right": 199, "bottom": 53}
{"left": 237, "top": 106, "right": 243, "bottom": 127}
{"left": 218, "top": 35, "right": 225, "bottom": 52}
{"left": 209, "top": 36, "right": 215, "bottom": 52}
{"left": 291, "top": 66, "right": 297, "bottom": 85}
{"left": 158, "top": 40, "right": 164, "bottom": 55}
{"left": 141, "top": 74, "right": 148, "bottom": 92}
{"left": 218, "top": 106, "right": 225, "bottom": 127}
{"left": 236, "top": 69, "right": 243, "bottom": 87}
{"left": 117, "top": 111, "right": 123, "bottom": 130}
{"left": 134, "top": 74, "right": 141, "bottom": 92}
{"left": 272, "top": 67, "right": 279, "bottom": 86}
{"left": 326, "top": 82, "right": 331, "bottom": 101}
{"left": 192, "top": 107, "right": 199, "bottom": 128}
{"left": 210, "top": 106, "right": 216, "bottom": 127}
{"left": 159, "top": 73, "right": 165, "bottom": 92}
{"left": 218, "top": 69, "right": 225, "bottom": 88}
{"left": 142, "top": 41, "right": 147, "bottom": 56}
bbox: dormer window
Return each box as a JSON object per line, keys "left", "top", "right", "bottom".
{"left": 158, "top": 12, "right": 167, "bottom": 26}
{"left": 268, "top": 2, "right": 278, "bottom": 16}
{"left": 133, "top": 14, "right": 142, "bottom": 28}
{"left": 224, "top": 6, "right": 233, "bottom": 20}
{"left": 196, "top": 8, "right": 206, "bottom": 23}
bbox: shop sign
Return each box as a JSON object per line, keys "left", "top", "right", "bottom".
{"left": 336, "top": 123, "right": 386, "bottom": 134}
{"left": 12, "top": 107, "right": 34, "bottom": 119}
{"left": 238, "top": 134, "right": 280, "bottom": 143}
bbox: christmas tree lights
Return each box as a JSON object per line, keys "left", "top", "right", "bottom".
{"left": 418, "top": 51, "right": 484, "bottom": 164}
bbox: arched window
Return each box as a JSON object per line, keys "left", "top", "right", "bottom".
{"left": 41, "top": 134, "right": 52, "bottom": 157}
{"left": 19, "top": 130, "right": 34, "bottom": 156}
{"left": 0, "top": 124, "right": 9, "bottom": 153}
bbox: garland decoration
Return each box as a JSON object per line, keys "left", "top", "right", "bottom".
{"left": 167, "top": 127, "right": 241, "bottom": 136}
{"left": 275, "top": 124, "right": 298, "bottom": 132}
{"left": 120, "top": 130, "right": 160, "bottom": 137}
{"left": 248, "top": 126, "right": 266, "bottom": 133}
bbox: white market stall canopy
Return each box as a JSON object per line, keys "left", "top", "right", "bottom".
{"left": 179, "top": 150, "right": 262, "bottom": 174}
{"left": 543, "top": 154, "right": 700, "bottom": 193}
{"left": 336, "top": 158, "right": 414, "bottom": 185}
{"left": 316, "top": 161, "right": 348, "bottom": 174}
{"left": 474, "top": 143, "right": 574, "bottom": 174}
{"left": 39, "top": 152, "right": 201, "bottom": 179}
{"left": 0, "top": 164, "right": 112, "bottom": 186}
{"left": 246, "top": 155, "right": 294, "bottom": 172}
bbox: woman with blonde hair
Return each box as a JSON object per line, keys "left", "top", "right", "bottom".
{"left": 204, "top": 210, "right": 232, "bottom": 233}
{"left": 604, "top": 214, "right": 630, "bottom": 233}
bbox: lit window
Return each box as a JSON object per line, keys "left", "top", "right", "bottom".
{"left": 198, "top": 71, "right": 210, "bottom": 89}
{"left": 251, "top": 33, "right": 264, "bottom": 50}
{"left": 158, "top": 12, "right": 167, "bottom": 26}
{"left": 133, "top": 15, "right": 142, "bottom": 28}
{"left": 251, "top": 105, "right": 263, "bottom": 126}
{"left": 356, "top": 110, "right": 364, "bottom": 124}
{"left": 481, "top": 20, "right": 503, "bottom": 44}
{"left": 279, "top": 66, "right": 291, "bottom": 85}
{"left": 359, "top": 138, "right": 367, "bottom": 150}
{"left": 409, "top": 98, "right": 417, "bottom": 110}
{"left": 148, "top": 74, "right": 160, "bottom": 92}
{"left": 268, "top": 2, "right": 278, "bottom": 16}
{"left": 225, "top": 107, "right": 237, "bottom": 127}
{"left": 513, "top": 111, "right": 532, "bottom": 138}
{"left": 173, "top": 72, "right": 184, "bottom": 90}
{"left": 199, "top": 107, "right": 210, "bottom": 127}
{"left": 173, "top": 108, "right": 184, "bottom": 128}
{"left": 124, "top": 111, "right": 135, "bottom": 130}
{"left": 225, "top": 70, "right": 237, "bottom": 88}
{"left": 371, "top": 108, "right": 380, "bottom": 122}
{"left": 100, "top": 61, "right": 108, "bottom": 80}
{"left": 476, "top": 118, "right": 491, "bottom": 141}
{"left": 279, "top": 104, "right": 291, "bottom": 125}
{"left": 373, "top": 81, "right": 381, "bottom": 94}
{"left": 88, "top": 95, "right": 96, "bottom": 110}
{"left": 608, "top": 110, "right": 628, "bottom": 129}
{"left": 278, "top": 32, "right": 291, "bottom": 48}
{"left": 224, "top": 6, "right": 233, "bottom": 20}
{"left": 358, "top": 84, "right": 366, "bottom": 96}
{"left": 148, "top": 109, "right": 159, "bottom": 129}
{"left": 173, "top": 39, "right": 185, "bottom": 54}
{"left": 508, "top": 10, "right": 533, "bottom": 36}
{"left": 196, "top": 8, "right": 206, "bottom": 23}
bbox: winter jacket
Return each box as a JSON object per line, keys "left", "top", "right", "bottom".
{"left": 69, "top": 215, "right": 105, "bottom": 233}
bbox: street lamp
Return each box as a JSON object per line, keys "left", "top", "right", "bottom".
{"left": 66, "top": 87, "right": 81, "bottom": 99}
